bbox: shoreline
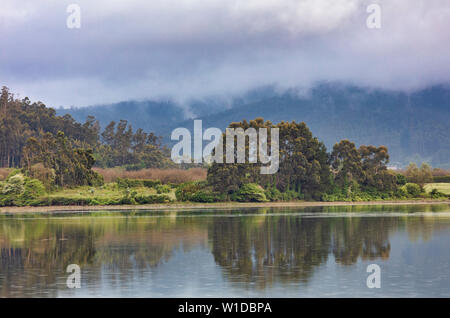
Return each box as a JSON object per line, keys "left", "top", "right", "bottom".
{"left": 0, "top": 199, "right": 449, "bottom": 214}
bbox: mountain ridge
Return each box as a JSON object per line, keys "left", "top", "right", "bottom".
{"left": 58, "top": 83, "right": 450, "bottom": 168}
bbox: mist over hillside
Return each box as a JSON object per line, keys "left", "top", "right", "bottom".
{"left": 59, "top": 83, "right": 450, "bottom": 168}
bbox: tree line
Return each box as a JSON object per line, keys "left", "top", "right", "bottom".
{"left": 0, "top": 87, "right": 446, "bottom": 203}
{"left": 205, "top": 118, "right": 445, "bottom": 202}
{"left": 0, "top": 86, "right": 172, "bottom": 187}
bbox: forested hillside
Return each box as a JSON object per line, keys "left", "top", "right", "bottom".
{"left": 178, "top": 84, "right": 450, "bottom": 168}
{"left": 61, "top": 84, "right": 450, "bottom": 168}
{"left": 0, "top": 86, "right": 98, "bottom": 168}
{"left": 0, "top": 86, "right": 172, "bottom": 187}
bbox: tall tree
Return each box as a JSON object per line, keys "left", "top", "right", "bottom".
{"left": 330, "top": 140, "right": 363, "bottom": 187}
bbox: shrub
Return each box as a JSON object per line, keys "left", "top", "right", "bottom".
{"left": 5, "top": 169, "right": 22, "bottom": 181}
{"left": 265, "top": 186, "right": 282, "bottom": 201}
{"left": 27, "top": 197, "right": 51, "bottom": 206}
{"left": 234, "top": 183, "right": 268, "bottom": 202}
{"left": 175, "top": 182, "right": 203, "bottom": 201}
{"left": 155, "top": 184, "right": 171, "bottom": 194}
{"left": 279, "top": 189, "right": 303, "bottom": 201}
{"left": 134, "top": 194, "right": 171, "bottom": 204}
{"left": 2, "top": 174, "right": 25, "bottom": 195}
{"left": 49, "top": 197, "right": 93, "bottom": 206}
{"left": 0, "top": 196, "right": 15, "bottom": 206}
{"left": 142, "top": 179, "right": 162, "bottom": 188}
{"left": 403, "top": 183, "right": 422, "bottom": 197}
{"left": 190, "top": 190, "right": 217, "bottom": 203}
{"left": 395, "top": 187, "right": 408, "bottom": 198}
{"left": 116, "top": 177, "right": 164, "bottom": 189}
{"left": 26, "top": 163, "right": 55, "bottom": 190}
{"left": 89, "top": 171, "right": 105, "bottom": 187}
{"left": 430, "top": 188, "right": 446, "bottom": 199}
{"left": 396, "top": 174, "right": 407, "bottom": 186}
{"left": 116, "top": 177, "right": 143, "bottom": 189}
{"left": 21, "top": 179, "right": 46, "bottom": 202}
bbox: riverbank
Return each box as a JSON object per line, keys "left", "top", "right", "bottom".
{"left": 0, "top": 199, "right": 448, "bottom": 214}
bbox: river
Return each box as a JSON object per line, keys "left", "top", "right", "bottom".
{"left": 0, "top": 204, "right": 449, "bottom": 297}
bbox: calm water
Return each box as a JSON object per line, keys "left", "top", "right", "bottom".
{"left": 0, "top": 204, "right": 449, "bottom": 298}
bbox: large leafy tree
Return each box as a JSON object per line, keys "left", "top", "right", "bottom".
{"left": 330, "top": 140, "right": 363, "bottom": 187}
{"left": 359, "top": 145, "right": 396, "bottom": 190}
{"left": 0, "top": 86, "right": 99, "bottom": 168}
{"left": 405, "top": 162, "right": 433, "bottom": 187}
{"left": 207, "top": 118, "right": 331, "bottom": 199}
{"left": 97, "top": 119, "right": 174, "bottom": 168}
{"left": 22, "top": 132, "right": 102, "bottom": 187}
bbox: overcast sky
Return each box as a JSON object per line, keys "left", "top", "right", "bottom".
{"left": 1, "top": 0, "right": 449, "bottom": 108}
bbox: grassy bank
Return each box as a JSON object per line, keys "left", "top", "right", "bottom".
{"left": 424, "top": 183, "right": 450, "bottom": 195}
{"left": 1, "top": 167, "right": 449, "bottom": 209}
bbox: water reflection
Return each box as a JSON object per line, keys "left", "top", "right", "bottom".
{"left": 0, "top": 204, "right": 449, "bottom": 297}
{"left": 210, "top": 216, "right": 332, "bottom": 288}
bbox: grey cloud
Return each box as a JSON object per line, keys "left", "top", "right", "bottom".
{"left": 0, "top": 0, "right": 449, "bottom": 107}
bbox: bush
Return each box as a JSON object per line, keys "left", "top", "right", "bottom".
{"left": 395, "top": 187, "right": 408, "bottom": 198}
{"left": 279, "top": 189, "right": 303, "bottom": 201}
{"left": 116, "top": 177, "right": 143, "bottom": 189}
{"left": 134, "top": 194, "right": 171, "bottom": 204}
{"left": 430, "top": 188, "right": 446, "bottom": 199}
{"left": 116, "top": 177, "right": 163, "bottom": 189}
{"left": 403, "top": 183, "right": 422, "bottom": 197}
{"left": 26, "top": 197, "right": 52, "bottom": 207}
{"left": 265, "top": 186, "right": 282, "bottom": 201}
{"left": 26, "top": 163, "right": 55, "bottom": 190}
{"left": 396, "top": 174, "right": 407, "bottom": 185}
{"left": 49, "top": 196, "right": 93, "bottom": 206}
{"left": 21, "top": 179, "right": 46, "bottom": 202}
{"left": 233, "top": 183, "right": 268, "bottom": 202}
{"left": 89, "top": 171, "right": 105, "bottom": 187}
{"left": 142, "top": 179, "right": 162, "bottom": 188}
{"left": 175, "top": 182, "right": 203, "bottom": 201}
{"left": 190, "top": 190, "right": 220, "bottom": 203}
{"left": 155, "top": 184, "right": 171, "bottom": 194}
{"left": 2, "top": 174, "right": 25, "bottom": 195}
{"left": 0, "top": 196, "right": 15, "bottom": 206}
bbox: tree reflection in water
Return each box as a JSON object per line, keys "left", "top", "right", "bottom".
{"left": 0, "top": 205, "right": 448, "bottom": 296}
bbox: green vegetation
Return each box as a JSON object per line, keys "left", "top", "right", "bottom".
{"left": 63, "top": 84, "right": 450, "bottom": 169}
{"left": 0, "top": 86, "right": 173, "bottom": 187}
{"left": 205, "top": 118, "right": 447, "bottom": 203}
{"left": 0, "top": 173, "right": 175, "bottom": 207}
{"left": 424, "top": 183, "right": 450, "bottom": 195}
{"left": 232, "top": 183, "right": 268, "bottom": 202}
{"left": 0, "top": 86, "right": 448, "bottom": 207}
{"left": 432, "top": 176, "right": 450, "bottom": 183}
{"left": 404, "top": 162, "right": 433, "bottom": 187}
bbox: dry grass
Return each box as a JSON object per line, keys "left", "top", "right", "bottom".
{"left": 432, "top": 168, "right": 450, "bottom": 177}
{"left": 93, "top": 167, "right": 207, "bottom": 184}
{"left": 424, "top": 183, "right": 450, "bottom": 195}
{"left": 0, "top": 168, "right": 13, "bottom": 181}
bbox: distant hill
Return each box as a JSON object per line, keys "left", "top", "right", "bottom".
{"left": 58, "top": 83, "right": 450, "bottom": 168}
{"left": 57, "top": 100, "right": 186, "bottom": 135}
